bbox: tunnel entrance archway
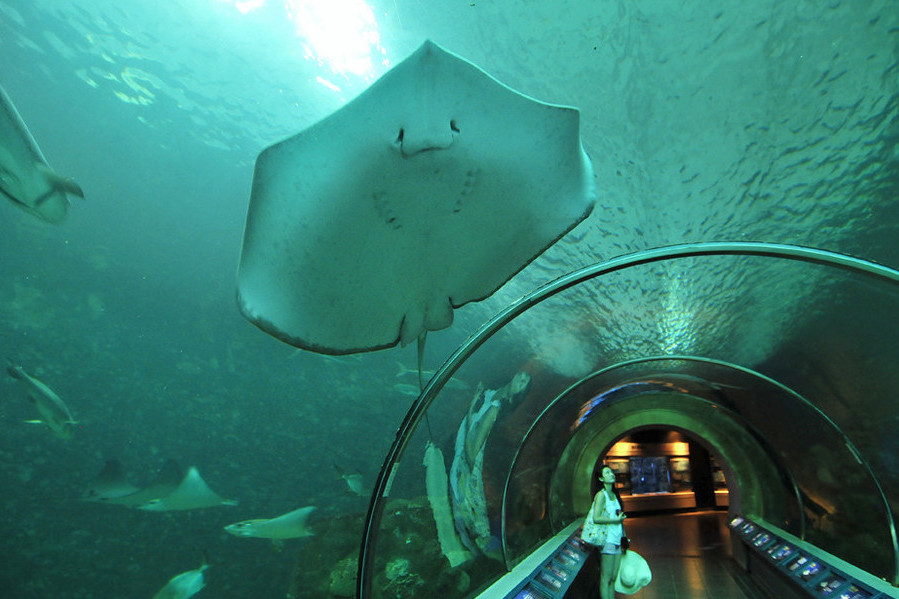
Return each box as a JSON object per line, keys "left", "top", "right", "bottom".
{"left": 507, "top": 358, "right": 799, "bottom": 559}
{"left": 513, "top": 355, "right": 893, "bottom": 579}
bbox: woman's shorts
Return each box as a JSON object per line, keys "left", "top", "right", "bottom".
{"left": 600, "top": 542, "right": 621, "bottom": 555}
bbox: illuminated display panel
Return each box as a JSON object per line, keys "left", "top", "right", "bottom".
{"left": 536, "top": 570, "right": 562, "bottom": 591}
{"left": 767, "top": 542, "right": 796, "bottom": 562}
{"left": 815, "top": 573, "right": 846, "bottom": 595}
{"left": 797, "top": 559, "right": 824, "bottom": 582}
{"left": 554, "top": 553, "right": 578, "bottom": 568}
{"left": 514, "top": 585, "right": 551, "bottom": 599}
{"left": 731, "top": 519, "right": 885, "bottom": 599}
{"left": 838, "top": 584, "right": 873, "bottom": 599}
{"left": 561, "top": 546, "right": 580, "bottom": 561}
{"left": 545, "top": 562, "right": 570, "bottom": 582}
{"left": 789, "top": 555, "right": 812, "bottom": 574}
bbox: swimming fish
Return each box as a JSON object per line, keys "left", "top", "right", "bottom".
{"left": 138, "top": 466, "right": 237, "bottom": 511}
{"left": 152, "top": 562, "right": 208, "bottom": 599}
{"left": 333, "top": 463, "right": 368, "bottom": 497}
{"left": 340, "top": 472, "right": 368, "bottom": 496}
{"left": 393, "top": 383, "right": 422, "bottom": 397}
{"left": 0, "top": 84, "right": 84, "bottom": 222}
{"left": 395, "top": 362, "right": 439, "bottom": 380}
{"left": 395, "top": 361, "right": 471, "bottom": 391}
{"left": 6, "top": 359, "right": 76, "bottom": 439}
{"left": 224, "top": 506, "right": 316, "bottom": 540}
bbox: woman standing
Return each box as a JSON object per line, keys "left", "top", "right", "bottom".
{"left": 582, "top": 465, "right": 627, "bottom": 599}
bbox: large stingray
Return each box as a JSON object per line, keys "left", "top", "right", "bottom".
{"left": 237, "top": 40, "right": 595, "bottom": 354}
{"left": 0, "top": 84, "right": 83, "bottom": 222}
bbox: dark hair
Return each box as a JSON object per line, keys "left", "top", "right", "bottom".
{"left": 597, "top": 463, "right": 624, "bottom": 507}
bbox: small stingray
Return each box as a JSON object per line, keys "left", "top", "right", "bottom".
{"left": 81, "top": 458, "right": 184, "bottom": 507}
{"left": 237, "top": 40, "right": 594, "bottom": 354}
{"left": 0, "top": 84, "right": 83, "bottom": 222}
{"left": 138, "top": 466, "right": 237, "bottom": 512}
{"left": 224, "top": 506, "right": 316, "bottom": 540}
{"left": 81, "top": 459, "right": 141, "bottom": 502}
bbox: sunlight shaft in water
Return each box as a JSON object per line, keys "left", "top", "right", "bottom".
{"left": 220, "top": 0, "right": 388, "bottom": 80}
{"left": 284, "top": 0, "right": 387, "bottom": 79}
{"left": 657, "top": 272, "right": 697, "bottom": 354}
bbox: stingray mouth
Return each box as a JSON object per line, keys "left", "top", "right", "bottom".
{"left": 395, "top": 120, "right": 460, "bottom": 157}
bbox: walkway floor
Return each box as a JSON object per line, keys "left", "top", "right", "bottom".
{"left": 621, "top": 511, "right": 764, "bottom": 599}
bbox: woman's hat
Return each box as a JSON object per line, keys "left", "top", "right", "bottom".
{"left": 615, "top": 550, "right": 652, "bottom": 594}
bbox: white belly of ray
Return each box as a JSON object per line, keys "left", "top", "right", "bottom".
{"left": 138, "top": 466, "right": 237, "bottom": 511}
{"left": 237, "top": 40, "right": 595, "bottom": 354}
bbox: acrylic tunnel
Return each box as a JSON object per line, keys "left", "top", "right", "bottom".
{"left": 357, "top": 242, "right": 899, "bottom": 598}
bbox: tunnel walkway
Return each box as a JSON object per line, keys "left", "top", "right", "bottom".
{"left": 623, "top": 511, "right": 763, "bottom": 599}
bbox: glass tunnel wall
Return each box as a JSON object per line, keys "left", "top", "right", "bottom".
{"left": 359, "top": 245, "right": 899, "bottom": 597}
{"left": 540, "top": 357, "right": 888, "bottom": 568}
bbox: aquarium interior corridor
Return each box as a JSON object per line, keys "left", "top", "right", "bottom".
{"left": 1, "top": 1, "right": 898, "bottom": 598}
{"left": 357, "top": 245, "right": 899, "bottom": 599}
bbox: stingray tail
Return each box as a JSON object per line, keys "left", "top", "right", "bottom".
{"left": 416, "top": 332, "right": 427, "bottom": 391}
{"left": 416, "top": 333, "right": 437, "bottom": 441}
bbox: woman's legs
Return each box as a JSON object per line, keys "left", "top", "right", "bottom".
{"left": 600, "top": 552, "right": 622, "bottom": 599}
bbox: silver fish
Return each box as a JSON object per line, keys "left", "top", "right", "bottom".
{"left": 395, "top": 361, "right": 471, "bottom": 390}
{"left": 393, "top": 383, "right": 422, "bottom": 397}
{"left": 152, "top": 562, "right": 208, "bottom": 599}
{"left": 333, "top": 463, "right": 368, "bottom": 496}
{"left": 341, "top": 472, "right": 367, "bottom": 496}
{"left": 224, "top": 506, "right": 316, "bottom": 540}
{"left": 0, "top": 84, "right": 84, "bottom": 222}
{"left": 6, "top": 360, "right": 76, "bottom": 439}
